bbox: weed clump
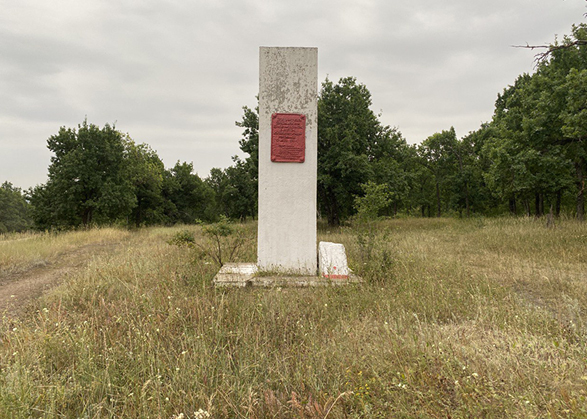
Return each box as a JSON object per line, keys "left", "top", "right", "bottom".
{"left": 347, "top": 220, "right": 395, "bottom": 285}
{"left": 167, "top": 229, "right": 196, "bottom": 246}
{"left": 167, "top": 217, "right": 250, "bottom": 267}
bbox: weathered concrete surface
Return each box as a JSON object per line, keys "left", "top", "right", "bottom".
{"left": 257, "top": 47, "right": 318, "bottom": 275}
{"left": 319, "top": 241, "right": 350, "bottom": 279}
{"left": 213, "top": 263, "right": 361, "bottom": 288}
{"left": 213, "top": 263, "right": 258, "bottom": 287}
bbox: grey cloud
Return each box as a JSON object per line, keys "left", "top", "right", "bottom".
{"left": 1, "top": 0, "right": 585, "bottom": 188}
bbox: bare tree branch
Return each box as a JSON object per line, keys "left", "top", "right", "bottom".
{"left": 512, "top": 40, "right": 587, "bottom": 64}
{"left": 512, "top": 0, "right": 587, "bottom": 64}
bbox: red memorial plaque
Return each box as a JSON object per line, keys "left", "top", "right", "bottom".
{"left": 271, "top": 113, "right": 306, "bottom": 163}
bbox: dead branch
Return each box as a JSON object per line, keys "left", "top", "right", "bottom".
{"left": 512, "top": 40, "right": 587, "bottom": 64}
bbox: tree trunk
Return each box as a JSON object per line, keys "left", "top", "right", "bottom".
{"left": 435, "top": 181, "right": 441, "bottom": 217}
{"left": 465, "top": 183, "right": 470, "bottom": 217}
{"left": 523, "top": 200, "right": 530, "bottom": 217}
{"left": 576, "top": 161, "right": 585, "bottom": 221}
{"left": 326, "top": 192, "right": 340, "bottom": 227}
{"left": 546, "top": 204, "right": 555, "bottom": 229}
{"left": 509, "top": 197, "right": 517, "bottom": 215}
{"left": 135, "top": 199, "right": 143, "bottom": 227}
{"left": 82, "top": 208, "right": 93, "bottom": 227}
{"left": 535, "top": 193, "right": 543, "bottom": 217}
{"left": 457, "top": 151, "right": 470, "bottom": 217}
{"left": 555, "top": 190, "right": 562, "bottom": 217}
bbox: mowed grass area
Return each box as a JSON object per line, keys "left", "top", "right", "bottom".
{"left": 1, "top": 218, "right": 586, "bottom": 418}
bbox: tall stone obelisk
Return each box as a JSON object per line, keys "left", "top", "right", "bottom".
{"left": 257, "top": 47, "right": 318, "bottom": 274}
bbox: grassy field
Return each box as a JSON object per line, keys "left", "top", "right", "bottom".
{"left": 0, "top": 228, "right": 131, "bottom": 278}
{"left": 1, "top": 217, "right": 586, "bottom": 418}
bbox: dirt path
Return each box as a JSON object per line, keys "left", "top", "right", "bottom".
{"left": 0, "top": 243, "right": 120, "bottom": 316}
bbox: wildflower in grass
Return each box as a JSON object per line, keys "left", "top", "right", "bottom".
{"left": 194, "top": 409, "right": 211, "bottom": 419}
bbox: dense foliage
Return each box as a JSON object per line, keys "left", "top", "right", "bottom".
{"left": 2, "top": 24, "right": 586, "bottom": 230}
{"left": 232, "top": 24, "right": 587, "bottom": 224}
{"left": 482, "top": 24, "right": 587, "bottom": 219}
{"left": 27, "top": 121, "right": 215, "bottom": 229}
{"left": 0, "top": 182, "right": 31, "bottom": 233}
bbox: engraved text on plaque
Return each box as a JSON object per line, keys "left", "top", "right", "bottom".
{"left": 271, "top": 113, "right": 306, "bottom": 163}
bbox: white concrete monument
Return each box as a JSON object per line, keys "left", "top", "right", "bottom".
{"left": 213, "top": 47, "right": 359, "bottom": 287}
{"left": 257, "top": 47, "right": 318, "bottom": 275}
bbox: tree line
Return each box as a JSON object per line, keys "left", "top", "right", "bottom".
{"left": 1, "top": 24, "right": 585, "bottom": 231}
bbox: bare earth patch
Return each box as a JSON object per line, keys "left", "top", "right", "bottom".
{"left": 0, "top": 243, "right": 120, "bottom": 315}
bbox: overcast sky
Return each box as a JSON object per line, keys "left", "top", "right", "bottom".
{"left": 1, "top": 0, "right": 586, "bottom": 189}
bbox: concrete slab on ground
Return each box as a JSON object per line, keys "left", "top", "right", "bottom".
{"left": 213, "top": 263, "right": 362, "bottom": 288}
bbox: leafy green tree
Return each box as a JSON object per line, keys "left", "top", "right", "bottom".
{"left": 125, "top": 141, "right": 166, "bottom": 226}
{"left": 418, "top": 128, "right": 459, "bottom": 217}
{"left": 29, "top": 120, "right": 221, "bottom": 228}
{"left": 562, "top": 68, "right": 587, "bottom": 140}
{"left": 206, "top": 158, "right": 256, "bottom": 221}
{"left": 236, "top": 77, "right": 403, "bottom": 225}
{"left": 551, "top": 24, "right": 587, "bottom": 219}
{"left": 0, "top": 182, "right": 31, "bottom": 233}
{"left": 482, "top": 25, "right": 587, "bottom": 218}
{"left": 206, "top": 167, "right": 229, "bottom": 218}
{"left": 484, "top": 75, "right": 535, "bottom": 214}
{"left": 236, "top": 105, "right": 259, "bottom": 185}
{"left": 233, "top": 105, "right": 260, "bottom": 217}
{"left": 370, "top": 129, "right": 413, "bottom": 216}
{"left": 354, "top": 181, "right": 391, "bottom": 220}
{"left": 163, "top": 161, "right": 215, "bottom": 224}
{"left": 561, "top": 67, "right": 587, "bottom": 218}
{"left": 527, "top": 24, "right": 587, "bottom": 218}
{"left": 318, "top": 77, "right": 398, "bottom": 225}
{"left": 482, "top": 135, "right": 571, "bottom": 216}
{"left": 451, "top": 136, "right": 474, "bottom": 216}
{"left": 224, "top": 158, "right": 257, "bottom": 220}
{"left": 30, "top": 120, "right": 135, "bottom": 228}
{"left": 458, "top": 124, "right": 499, "bottom": 215}
{"left": 388, "top": 144, "right": 429, "bottom": 216}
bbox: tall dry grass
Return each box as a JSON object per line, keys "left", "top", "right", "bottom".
{"left": 0, "top": 218, "right": 586, "bottom": 418}
{"left": 0, "top": 228, "right": 131, "bottom": 277}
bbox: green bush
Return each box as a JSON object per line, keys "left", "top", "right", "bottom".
{"left": 168, "top": 218, "right": 250, "bottom": 267}
{"left": 167, "top": 229, "right": 196, "bottom": 246}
